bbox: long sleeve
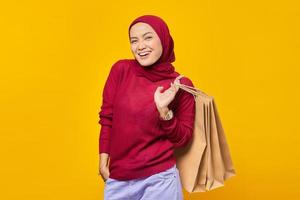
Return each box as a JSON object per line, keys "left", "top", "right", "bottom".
{"left": 98, "top": 61, "right": 122, "bottom": 154}
{"left": 97, "top": 60, "right": 197, "bottom": 180}
{"left": 158, "top": 78, "right": 196, "bottom": 148}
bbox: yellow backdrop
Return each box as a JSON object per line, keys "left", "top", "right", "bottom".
{"left": 1, "top": 0, "right": 299, "bottom": 199}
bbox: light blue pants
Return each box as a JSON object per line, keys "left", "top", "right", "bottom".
{"left": 104, "top": 164, "right": 183, "bottom": 200}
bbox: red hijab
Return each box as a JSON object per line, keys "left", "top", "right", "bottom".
{"left": 128, "top": 15, "right": 180, "bottom": 82}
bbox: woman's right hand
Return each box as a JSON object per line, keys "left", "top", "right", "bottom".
{"left": 99, "top": 165, "right": 110, "bottom": 182}
{"left": 99, "top": 153, "right": 110, "bottom": 182}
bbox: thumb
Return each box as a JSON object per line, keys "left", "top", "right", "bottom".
{"left": 156, "top": 86, "right": 164, "bottom": 93}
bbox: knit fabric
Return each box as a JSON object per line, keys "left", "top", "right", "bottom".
{"left": 98, "top": 59, "right": 196, "bottom": 180}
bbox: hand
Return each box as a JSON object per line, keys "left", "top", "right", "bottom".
{"left": 154, "top": 78, "right": 180, "bottom": 111}
{"left": 99, "top": 164, "right": 110, "bottom": 183}
{"left": 98, "top": 153, "right": 110, "bottom": 182}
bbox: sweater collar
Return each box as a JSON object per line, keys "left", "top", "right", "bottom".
{"left": 130, "top": 59, "right": 179, "bottom": 82}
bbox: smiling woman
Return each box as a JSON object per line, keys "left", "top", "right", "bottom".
{"left": 98, "top": 14, "right": 195, "bottom": 200}
{"left": 129, "top": 24, "right": 163, "bottom": 67}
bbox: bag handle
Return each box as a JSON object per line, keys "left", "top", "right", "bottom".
{"left": 174, "top": 75, "right": 201, "bottom": 97}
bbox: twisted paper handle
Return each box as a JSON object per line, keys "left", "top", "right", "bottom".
{"left": 174, "top": 75, "right": 202, "bottom": 97}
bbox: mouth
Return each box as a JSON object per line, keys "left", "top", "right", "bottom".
{"left": 138, "top": 51, "right": 151, "bottom": 59}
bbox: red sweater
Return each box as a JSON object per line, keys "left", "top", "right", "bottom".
{"left": 98, "top": 59, "right": 196, "bottom": 180}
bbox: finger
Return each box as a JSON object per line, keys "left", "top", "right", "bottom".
{"left": 172, "top": 82, "right": 179, "bottom": 92}
{"left": 155, "top": 86, "right": 164, "bottom": 93}
{"left": 175, "top": 75, "right": 184, "bottom": 82}
{"left": 170, "top": 85, "right": 176, "bottom": 93}
{"left": 174, "top": 82, "right": 179, "bottom": 89}
{"left": 174, "top": 78, "right": 180, "bottom": 85}
{"left": 173, "top": 86, "right": 178, "bottom": 92}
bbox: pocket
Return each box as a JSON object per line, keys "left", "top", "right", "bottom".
{"left": 105, "top": 177, "right": 113, "bottom": 184}
{"left": 157, "top": 165, "right": 177, "bottom": 180}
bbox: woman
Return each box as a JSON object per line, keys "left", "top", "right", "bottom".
{"left": 98, "top": 15, "right": 196, "bottom": 200}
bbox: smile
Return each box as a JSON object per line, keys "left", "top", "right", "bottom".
{"left": 138, "top": 51, "right": 151, "bottom": 58}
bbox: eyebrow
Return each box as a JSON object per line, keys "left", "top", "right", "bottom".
{"left": 130, "top": 32, "right": 153, "bottom": 39}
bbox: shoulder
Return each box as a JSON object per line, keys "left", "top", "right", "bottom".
{"left": 109, "top": 59, "right": 132, "bottom": 74}
{"left": 179, "top": 76, "right": 194, "bottom": 87}
{"left": 173, "top": 75, "right": 195, "bottom": 102}
{"left": 112, "top": 59, "right": 132, "bottom": 69}
{"left": 176, "top": 75, "right": 196, "bottom": 101}
{"left": 111, "top": 59, "right": 125, "bottom": 70}
{"left": 172, "top": 75, "right": 196, "bottom": 113}
{"left": 107, "top": 59, "right": 128, "bottom": 75}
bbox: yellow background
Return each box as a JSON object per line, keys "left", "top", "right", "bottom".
{"left": 1, "top": 0, "right": 299, "bottom": 199}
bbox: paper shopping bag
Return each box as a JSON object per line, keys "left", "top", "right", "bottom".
{"left": 173, "top": 75, "right": 236, "bottom": 193}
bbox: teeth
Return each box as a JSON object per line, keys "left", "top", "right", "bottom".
{"left": 139, "top": 52, "right": 150, "bottom": 56}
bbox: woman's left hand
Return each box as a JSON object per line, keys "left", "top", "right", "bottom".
{"left": 154, "top": 78, "right": 180, "bottom": 111}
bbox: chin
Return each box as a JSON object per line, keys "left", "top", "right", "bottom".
{"left": 137, "top": 59, "right": 155, "bottom": 67}
{"left": 140, "top": 62, "right": 153, "bottom": 67}
{"left": 137, "top": 56, "right": 160, "bottom": 66}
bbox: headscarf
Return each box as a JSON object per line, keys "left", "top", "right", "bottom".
{"left": 128, "top": 15, "right": 180, "bottom": 82}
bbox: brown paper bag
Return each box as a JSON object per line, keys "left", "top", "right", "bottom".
{"left": 173, "top": 75, "right": 236, "bottom": 193}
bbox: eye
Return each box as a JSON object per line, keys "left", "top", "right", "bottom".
{"left": 131, "top": 40, "right": 137, "bottom": 44}
{"left": 145, "top": 36, "right": 152, "bottom": 40}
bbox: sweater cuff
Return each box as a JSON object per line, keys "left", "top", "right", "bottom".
{"left": 158, "top": 114, "right": 178, "bottom": 137}
{"left": 99, "top": 141, "right": 110, "bottom": 154}
{"left": 158, "top": 114, "right": 177, "bottom": 126}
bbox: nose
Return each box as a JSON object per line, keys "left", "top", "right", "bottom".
{"left": 137, "top": 41, "right": 146, "bottom": 51}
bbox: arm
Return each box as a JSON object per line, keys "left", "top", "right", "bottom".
{"left": 99, "top": 153, "right": 110, "bottom": 181}
{"left": 158, "top": 79, "right": 196, "bottom": 148}
{"left": 99, "top": 153, "right": 110, "bottom": 169}
{"left": 98, "top": 60, "right": 122, "bottom": 154}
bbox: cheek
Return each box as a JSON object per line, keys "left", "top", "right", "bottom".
{"left": 151, "top": 40, "right": 161, "bottom": 49}
{"left": 152, "top": 40, "right": 162, "bottom": 52}
{"left": 152, "top": 42, "right": 162, "bottom": 56}
{"left": 130, "top": 45, "right": 136, "bottom": 53}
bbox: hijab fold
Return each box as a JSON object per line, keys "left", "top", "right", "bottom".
{"left": 128, "top": 15, "right": 180, "bottom": 82}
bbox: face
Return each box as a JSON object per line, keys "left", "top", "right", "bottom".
{"left": 129, "top": 22, "right": 163, "bottom": 67}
